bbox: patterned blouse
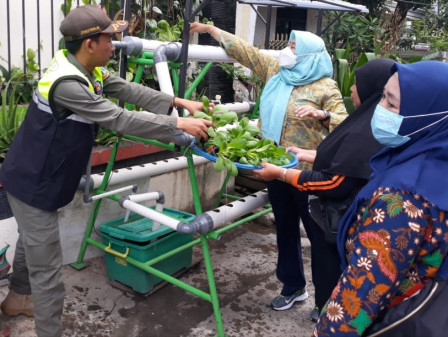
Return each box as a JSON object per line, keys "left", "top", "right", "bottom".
{"left": 219, "top": 32, "right": 347, "bottom": 171}
{"left": 314, "top": 187, "right": 448, "bottom": 336}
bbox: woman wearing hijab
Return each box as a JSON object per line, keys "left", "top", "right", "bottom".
{"left": 190, "top": 23, "right": 347, "bottom": 310}
{"left": 253, "top": 58, "right": 394, "bottom": 321}
{"left": 311, "top": 61, "right": 448, "bottom": 336}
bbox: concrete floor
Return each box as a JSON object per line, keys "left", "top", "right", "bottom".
{"left": 0, "top": 215, "right": 316, "bottom": 337}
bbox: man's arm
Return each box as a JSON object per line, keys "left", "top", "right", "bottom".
{"left": 53, "top": 80, "right": 212, "bottom": 143}
{"left": 102, "top": 74, "right": 173, "bottom": 114}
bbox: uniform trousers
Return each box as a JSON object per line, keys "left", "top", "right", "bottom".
{"left": 7, "top": 192, "right": 64, "bottom": 337}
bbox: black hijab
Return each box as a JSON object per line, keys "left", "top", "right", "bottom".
{"left": 312, "top": 58, "right": 395, "bottom": 179}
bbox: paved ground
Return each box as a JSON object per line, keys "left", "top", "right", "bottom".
{"left": 0, "top": 215, "right": 316, "bottom": 337}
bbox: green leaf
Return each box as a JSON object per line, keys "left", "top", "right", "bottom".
{"left": 146, "top": 18, "right": 158, "bottom": 29}
{"left": 202, "top": 95, "right": 210, "bottom": 114}
{"left": 337, "top": 59, "right": 350, "bottom": 96}
{"left": 240, "top": 131, "right": 253, "bottom": 140}
{"left": 207, "top": 127, "right": 216, "bottom": 138}
{"left": 26, "top": 48, "right": 36, "bottom": 60}
{"left": 224, "top": 157, "right": 233, "bottom": 171}
{"left": 213, "top": 105, "right": 229, "bottom": 114}
{"left": 272, "top": 146, "right": 286, "bottom": 156}
{"left": 238, "top": 156, "right": 249, "bottom": 164}
{"left": 246, "top": 140, "right": 258, "bottom": 149}
{"left": 228, "top": 137, "right": 247, "bottom": 149}
{"left": 244, "top": 124, "right": 260, "bottom": 136}
{"left": 239, "top": 117, "right": 249, "bottom": 128}
{"left": 215, "top": 156, "right": 225, "bottom": 171}
{"left": 229, "top": 162, "right": 238, "bottom": 176}
{"left": 194, "top": 111, "right": 212, "bottom": 121}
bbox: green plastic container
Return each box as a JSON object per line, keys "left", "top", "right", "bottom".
{"left": 100, "top": 207, "right": 195, "bottom": 293}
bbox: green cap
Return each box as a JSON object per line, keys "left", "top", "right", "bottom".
{"left": 60, "top": 5, "right": 129, "bottom": 41}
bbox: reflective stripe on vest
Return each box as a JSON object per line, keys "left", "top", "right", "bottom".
{"left": 38, "top": 50, "right": 103, "bottom": 98}
{"left": 33, "top": 90, "right": 93, "bottom": 124}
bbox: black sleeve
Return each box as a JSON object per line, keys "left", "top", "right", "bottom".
{"left": 294, "top": 170, "right": 367, "bottom": 200}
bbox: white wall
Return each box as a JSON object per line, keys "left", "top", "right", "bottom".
{"left": 306, "top": 10, "right": 319, "bottom": 34}
{"left": 0, "top": 0, "right": 67, "bottom": 76}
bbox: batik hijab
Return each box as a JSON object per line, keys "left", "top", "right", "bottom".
{"left": 338, "top": 61, "right": 448, "bottom": 269}
{"left": 259, "top": 30, "right": 333, "bottom": 143}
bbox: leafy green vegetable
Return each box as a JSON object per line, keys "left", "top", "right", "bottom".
{"left": 193, "top": 96, "right": 294, "bottom": 176}
{"left": 202, "top": 95, "right": 210, "bottom": 115}
{"left": 194, "top": 111, "right": 212, "bottom": 121}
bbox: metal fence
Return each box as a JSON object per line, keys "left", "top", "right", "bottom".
{"left": 0, "top": 0, "right": 127, "bottom": 85}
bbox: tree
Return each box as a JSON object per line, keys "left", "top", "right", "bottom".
{"left": 347, "top": 0, "right": 387, "bottom": 17}
{"left": 347, "top": 0, "right": 436, "bottom": 54}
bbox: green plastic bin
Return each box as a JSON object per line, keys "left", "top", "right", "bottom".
{"left": 100, "top": 207, "right": 195, "bottom": 293}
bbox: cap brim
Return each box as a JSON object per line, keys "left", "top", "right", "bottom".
{"left": 101, "top": 20, "right": 129, "bottom": 34}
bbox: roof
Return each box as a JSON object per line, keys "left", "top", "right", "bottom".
{"left": 237, "top": 0, "right": 369, "bottom": 13}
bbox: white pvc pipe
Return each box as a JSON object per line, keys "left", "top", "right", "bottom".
{"left": 155, "top": 62, "right": 174, "bottom": 95}
{"left": 127, "top": 192, "right": 162, "bottom": 203}
{"left": 140, "top": 39, "right": 279, "bottom": 63}
{"left": 153, "top": 202, "right": 164, "bottom": 231}
{"left": 121, "top": 199, "right": 179, "bottom": 231}
{"left": 175, "top": 189, "right": 270, "bottom": 234}
{"left": 126, "top": 192, "right": 165, "bottom": 230}
{"left": 218, "top": 102, "right": 252, "bottom": 113}
{"left": 90, "top": 185, "right": 136, "bottom": 201}
{"left": 155, "top": 62, "right": 179, "bottom": 117}
{"left": 140, "top": 39, "right": 165, "bottom": 52}
{"left": 90, "top": 155, "right": 209, "bottom": 189}
{"left": 204, "top": 190, "right": 269, "bottom": 230}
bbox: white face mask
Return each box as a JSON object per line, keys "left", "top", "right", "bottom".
{"left": 278, "top": 47, "right": 297, "bottom": 69}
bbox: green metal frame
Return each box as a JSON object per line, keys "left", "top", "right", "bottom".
{"left": 71, "top": 53, "right": 270, "bottom": 337}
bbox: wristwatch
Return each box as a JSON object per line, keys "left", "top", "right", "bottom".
{"left": 320, "top": 109, "right": 331, "bottom": 122}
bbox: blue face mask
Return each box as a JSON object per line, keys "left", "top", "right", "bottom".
{"left": 371, "top": 104, "right": 410, "bottom": 148}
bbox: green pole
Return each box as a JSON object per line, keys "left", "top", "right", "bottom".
{"left": 186, "top": 150, "right": 203, "bottom": 215}
{"left": 133, "top": 64, "right": 145, "bottom": 84}
{"left": 127, "top": 58, "right": 155, "bottom": 66}
{"left": 185, "top": 61, "right": 213, "bottom": 99}
{"left": 200, "top": 235, "right": 226, "bottom": 337}
{"left": 70, "top": 138, "right": 121, "bottom": 269}
{"left": 171, "top": 68, "right": 179, "bottom": 97}
{"left": 86, "top": 237, "right": 212, "bottom": 301}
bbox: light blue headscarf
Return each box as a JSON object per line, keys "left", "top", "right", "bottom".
{"left": 259, "top": 30, "right": 333, "bottom": 143}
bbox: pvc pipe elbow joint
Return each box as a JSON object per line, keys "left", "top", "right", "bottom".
{"left": 153, "top": 42, "right": 182, "bottom": 63}
{"left": 112, "top": 36, "right": 143, "bottom": 56}
{"left": 78, "top": 175, "right": 94, "bottom": 192}
{"left": 176, "top": 213, "right": 214, "bottom": 234}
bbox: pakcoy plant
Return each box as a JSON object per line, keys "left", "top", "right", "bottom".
{"left": 194, "top": 96, "right": 294, "bottom": 176}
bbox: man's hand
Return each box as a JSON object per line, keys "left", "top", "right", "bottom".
{"left": 177, "top": 117, "right": 213, "bottom": 140}
{"left": 173, "top": 97, "right": 214, "bottom": 116}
